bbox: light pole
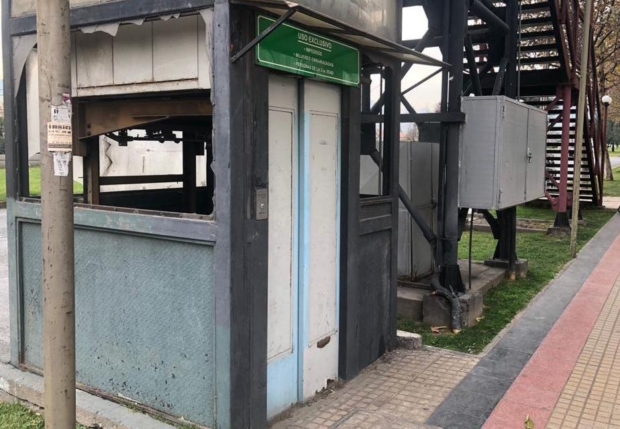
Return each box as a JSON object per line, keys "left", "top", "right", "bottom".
{"left": 36, "top": 0, "right": 76, "bottom": 426}
{"left": 603, "top": 95, "right": 612, "bottom": 152}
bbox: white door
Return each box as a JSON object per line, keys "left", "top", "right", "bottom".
{"left": 267, "top": 77, "right": 341, "bottom": 416}
{"left": 267, "top": 75, "right": 299, "bottom": 418}
{"left": 300, "top": 80, "right": 341, "bottom": 399}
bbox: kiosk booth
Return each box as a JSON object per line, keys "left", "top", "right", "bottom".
{"left": 3, "top": 0, "right": 445, "bottom": 426}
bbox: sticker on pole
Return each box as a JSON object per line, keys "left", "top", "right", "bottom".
{"left": 47, "top": 93, "right": 73, "bottom": 176}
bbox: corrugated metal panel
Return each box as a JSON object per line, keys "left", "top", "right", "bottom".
{"left": 20, "top": 222, "right": 216, "bottom": 427}
{"left": 398, "top": 141, "right": 438, "bottom": 279}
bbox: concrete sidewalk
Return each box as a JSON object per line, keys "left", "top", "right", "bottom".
{"left": 274, "top": 213, "right": 620, "bottom": 428}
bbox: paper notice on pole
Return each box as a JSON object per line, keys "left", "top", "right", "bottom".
{"left": 47, "top": 122, "right": 73, "bottom": 152}
{"left": 48, "top": 93, "right": 73, "bottom": 153}
{"left": 53, "top": 152, "right": 72, "bottom": 177}
{"left": 51, "top": 93, "right": 72, "bottom": 122}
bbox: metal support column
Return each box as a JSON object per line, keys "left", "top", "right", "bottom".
{"left": 439, "top": 0, "right": 467, "bottom": 293}
{"left": 555, "top": 85, "right": 572, "bottom": 228}
{"left": 493, "top": 0, "right": 519, "bottom": 277}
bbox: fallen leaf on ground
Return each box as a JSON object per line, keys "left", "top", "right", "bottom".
{"left": 524, "top": 414, "right": 535, "bottom": 429}
{"left": 430, "top": 326, "right": 447, "bottom": 333}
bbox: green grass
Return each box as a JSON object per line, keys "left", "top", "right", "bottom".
{"left": 0, "top": 403, "right": 88, "bottom": 429}
{"left": 398, "top": 206, "right": 616, "bottom": 354}
{"left": 604, "top": 167, "right": 620, "bottom": 197}
{"left": 608, "top": 150, "right": 620, "bottom": 158}
{"left": 0, "top": 167, "right": 83, "bottom": 203}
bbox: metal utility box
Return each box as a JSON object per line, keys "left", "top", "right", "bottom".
{"left": 458, "top": 96, "right": 547, "bottom": 210}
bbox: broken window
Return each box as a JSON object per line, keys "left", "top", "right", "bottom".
{"left": 75, "top": 96, "right": 214, "bottom": 216}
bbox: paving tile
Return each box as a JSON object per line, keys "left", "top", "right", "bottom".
{"left": 272, "top": 349, "right": 477, "bottom": 428}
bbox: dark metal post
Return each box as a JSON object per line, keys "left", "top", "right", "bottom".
{"left": 555, "top": 85, "right": 572, "bottom": 228}
{"left": 494, "top": 0, "right": 519, "bottom": 277}
{"left": 439, "top": 0, "right": 467, "bottom": 293}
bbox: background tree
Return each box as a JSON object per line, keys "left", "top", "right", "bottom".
{"left": 593, "top": 0, "right": 620, "bottom": 179}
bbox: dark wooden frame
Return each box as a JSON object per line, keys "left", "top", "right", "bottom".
{"left": 339, "top": 60, "right": 401, "bottom": 380}
{"left": 212, "top": 3, "right": 268, "bottom": 427}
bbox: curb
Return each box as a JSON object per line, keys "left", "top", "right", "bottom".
{"left": 0, "top": 361, "right": 177, "bottom": 429}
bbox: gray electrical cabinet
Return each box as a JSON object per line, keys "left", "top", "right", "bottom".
{"left": 458, "top": 96, "right": 547, "bottom": 210}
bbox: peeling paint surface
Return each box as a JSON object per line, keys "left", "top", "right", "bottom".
{"left": 20, "top": 222, "right": 216, "bottom": 427}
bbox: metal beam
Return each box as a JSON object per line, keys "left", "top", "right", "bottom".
{"left": 439, "top": 0, "right": 467, "bottom": 293}
{"left": 362, "top": 112, "right": 466, "bottom": 124}
{"left": 402, "top": 68, "right": 443, "bottom": 96}
{"left": 230, "top": 7, "right": 297, "bottom": 63}
{"left": 492, "top": 57, "right": 509, "bottom": 95}
{"left": 469, "top": 0, "right": 510, "bottom": 34}
{"left": 464, "top": 35, "right": 482, "bottom": 96}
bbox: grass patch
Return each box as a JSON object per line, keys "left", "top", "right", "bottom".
{"left": 604, "top": 167, "right": 620, "bottom": 197}
{"left": 398, "top": 206, "right": 615, "bottom": 354}
{"left": 0, "top": 403, "right": 88, "bottom": 429}
{"left": 0, "top": 167, "right": 83, "bottom": 203}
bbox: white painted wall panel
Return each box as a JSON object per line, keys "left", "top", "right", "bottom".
{"left": 267, "top": 75, "right": 299, "bottom": 417}
{"left": 197, "top": 18, "right": 211, "bottom": 89}
{"left": 75, "top": 31, "right": 114, "bottom": 88}
{"left": 307, "top": 112, "right": 339, "bottom": 342}
{"left": 12, "top": 0, "right": 122, "bottom": 17}
{"left": 68, "top": 15, "right": 211, "bottom": 96}
{"left": 302, "top": 80, "right": 340, "bottom": 400}
{"left": 267, "top": 78, "right": 296, "bottom": 360}
{"left": 113, "top": 23, "right": 154, "bottom": 85}
{"left": 153, "top": 17, "right": 199, "bottom": 82}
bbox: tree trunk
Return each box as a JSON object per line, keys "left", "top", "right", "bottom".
{"left": 605, "top": 147, "right": 614, "bottom": 181}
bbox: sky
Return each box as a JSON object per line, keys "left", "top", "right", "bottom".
{"left": 399, "top": 7, "right": 443, "bottom": 114}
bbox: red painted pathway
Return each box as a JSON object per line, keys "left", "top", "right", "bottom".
{"left": 483, "top": 235, "right": 620, "bottom": 429}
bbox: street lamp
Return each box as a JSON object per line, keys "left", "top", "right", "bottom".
{"left": 603, "top": 95, "right": 613, "bottom": 151}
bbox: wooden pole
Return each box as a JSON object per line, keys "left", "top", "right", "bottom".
{"left": 36, "top": 0, "right": 77, "bottom": 426}
{"left": 570, "top": 0, "right": 594, "bottom": 257}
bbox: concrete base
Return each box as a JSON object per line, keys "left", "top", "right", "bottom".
{"left": 548, "top": 226, "right": 571, "bottom": 237}
{"left": 396, "top": 287, "right": 426, "bottom": 321}
{"left": 397, "top": 331, "right": 423, "bottom": 350}
{"left": 398, "top": 261, "right": 507, "bottom": 328}
{"left": 423, "top": 291, "right": 483, "bottom": 328}
{"left": 484, "top": 258, "right": 529, "bottom": 279}
{"left": 0, "top": 361, "right": 177, "bottom": 429}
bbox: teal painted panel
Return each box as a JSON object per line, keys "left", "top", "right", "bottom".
{"left": 20, "top": 222, "right": 216, "bottom": 427}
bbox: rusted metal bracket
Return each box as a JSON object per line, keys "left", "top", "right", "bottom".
{"left": 76, "top": 98, "right": 213, "bottom": 140}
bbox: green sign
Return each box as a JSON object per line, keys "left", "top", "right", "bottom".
{"left": 256, "top": 15, "right": 360, "bottom": 87}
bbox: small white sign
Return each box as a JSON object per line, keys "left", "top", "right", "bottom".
{"left": 47, "top": 122, "right": 73, "bottom": 152}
